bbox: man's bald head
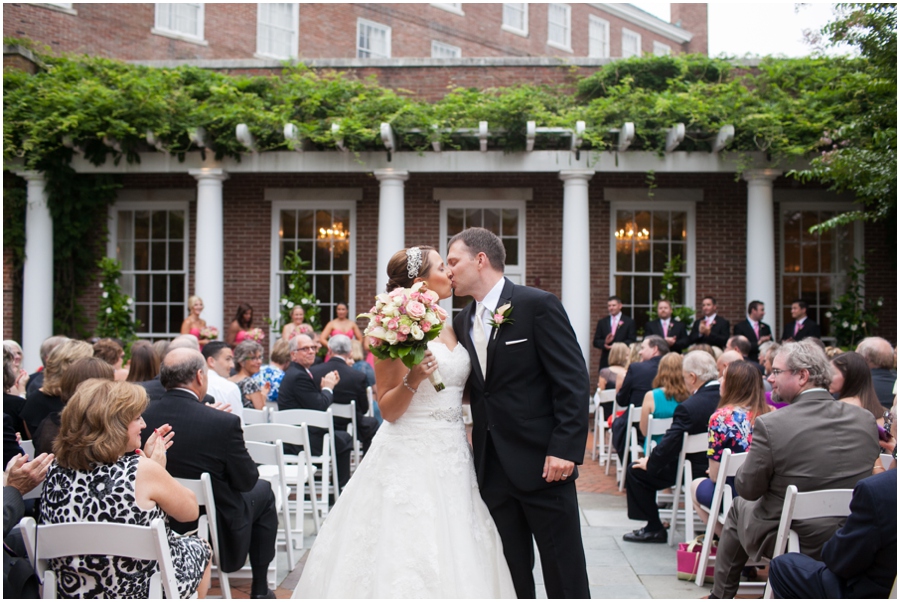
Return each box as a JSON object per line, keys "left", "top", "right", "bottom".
{"left": 168, "top": 334, "right": 200, "bottom": 352}
{"left": 717, "top": 350, "right": 743, "bottom": 378}
{"left": 856, "top": 337, "right": 894, "bottom": 370}
{"left": 160, "top": 347, "right": 207, "bottom": 392}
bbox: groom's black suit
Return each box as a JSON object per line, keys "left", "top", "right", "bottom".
{"left": 455, "top": 278, "right": 591, "bottom": 599}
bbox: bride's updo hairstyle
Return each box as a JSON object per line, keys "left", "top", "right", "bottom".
{"left": 385, "top": 246, "right": 436, "bottom": 292}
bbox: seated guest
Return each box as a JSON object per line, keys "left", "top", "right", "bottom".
{"left": 709, "top": 340, "right": 880, "bottom": 598}
{"left": 92, "top": 338, "right": 129, "bottom": 381}
{"left": 278, "top": 334, "right": 352, "bottom": 488}
{"left": 612, "top": 336, "right": 668, "bottom": 460}
{"left": 312, "top": 335, "right": 380, "bottom": 453}
{"left": 716, "top": 350, "right": 743, "bottom": 380}
{"left": 781, "top": 298, "right": 821, "bottom": 342}
{"left": 2, "top": 341, "right": 28, "bottom": 397}
{"left": 257, "top": 338, "right": 291, "bottom": 404}
{"left": 139, "top": 334, "right": 201, "bottom": 402}
{"left": 41, "top": 379, "right": 212, "bottom": 598}
{"left": 26, "top": 335, "right": 69, "bottom": 398}
{"left": 4, "top": 451, "right": 54, "bottom": 598}
{"left": 690, "top": 361, "right": 770, "bottom": 536}
{"left": 202, "top": 341, "right": 243, "bottom": 418}
{"left": 645, "top": 299, "right": 690, "bottom": 354}
{"left": 125, "top": 340, "right": 160, "bottom": 384}
{"left": 3, "top": 348, "right": 26, "bottom": 446}
{"left": 687, "top": 343, "right": 716, "bottom": 359}
{"left": 689, "top": 296, "right": 731, "bottom": 350}
{"left": 725, "top": 335, "right": 764, "bottom": 375}
{"left": 230, "top": 341, "right": 268, "bottom": 410}
{"left": 141, "top": 348, "right": 277, "bottom": 598}
{"left": 597, "top": 342, "right": 629, "bottom": 418}
{"left": 33, "top": 357, "right": 115, "bottom": 456}
{"left": 824, "top": 345, "right": 844, "bottom": 359}
{"left": 856, "top": 337, "right": 896, "bottom": 408}
{"left": 350, "top": 339, "right": 380, "bottom": 424}
{"left": 768, "top": 468, "right": 896, "bottom": 599}
{"left": 152, "top": 339, "right": 170, "bottom": 364}
{"left": 593, "top": 296, "right": 637, "bottom": 370}
{"left": 758, "top": 341, "right": 778, "bottom": 392}
{"left": 731, "top": 300, "right": 773, "bottom": 363}
{"left": 639, "top": 352, "right": 689, "bottom": 455}
{"left": 623, "top": 351, "right": 720, "bottom": 543}
{"left": 20, "top": 339, "right": 93, "bottom": 439}
{"left": 830, "top": 351, "right": 892, "bottom": 453}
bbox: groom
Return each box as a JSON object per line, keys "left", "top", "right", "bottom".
{"left": 448, "top": 228, "right": 591, "bottom": 599}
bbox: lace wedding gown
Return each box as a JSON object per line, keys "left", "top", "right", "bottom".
{"left": 295, "top": 340, "right": 516, "bottom": 598}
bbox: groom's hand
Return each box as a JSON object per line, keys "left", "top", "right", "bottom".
{"left": 543, "top": 455, "right": 575, "bottom": 483}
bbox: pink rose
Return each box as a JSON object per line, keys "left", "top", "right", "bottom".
{"left": 493, "top": 313, "right": 504, "bottom": 323}
{"left": 387, "top": 318, "right": 399, "bottom": 331}
{"left": 421, "top": 321, "right": 432, "bottom": 332}
{"left": 399, "top": 324, "right": 411, "bottom": 335}
{"left": 405, "top": 300, "right": 426, "bottom": 319}
{"left": 396, "top": 332, "right": 408, "bottom": 342}
{"left": 370, "top": 338, "right": 382, "bottom": 347}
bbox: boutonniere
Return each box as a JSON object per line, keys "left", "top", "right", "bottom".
{"left": 488, "top": 303, "right": 515, "bottom": 340}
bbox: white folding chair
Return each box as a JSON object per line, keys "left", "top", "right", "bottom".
{"left": 617, "top": 404, "right": 642, "bottom": 491}
{"left": 20, "top": 516, "right": 179, "bottom": 599}
{"left": 694, "top": 449, "right": 749, "bottom": 583}
{"left": 762, "top": 485, "right": 854, "bottom": 598}
{"left": 244, "top": 439, "right": 296, "bottom": 571}
{"left": 641, "top": 413, "right": 673, "bottom": 457}
{"left": 242, "top": 407, "right": 270, "bottom": 425}
{"left": 592, "top": 389, "right": 616, "bottom": 462}
{"left": 330, "top": 400, "right": 361, "bottom": 471}
{"left": 271, "top": 408, "right": 341, "bottom": 503}
{"left": 667, "top": 431, "right": 708, "bottom": 546}
{"left": 881, "top": 453, "right": 894, "bottom": 470}
{"left": 604, "top": 393, "right": 627, "bottom": 475}
{"left": 365, "top": 386, "right": 375, "bottom": 418}
{"left": 174, "top": 472, "right": 231, "bottom": 599}
{"left": 243, "top": 422, "right": 322, "bottom": 542}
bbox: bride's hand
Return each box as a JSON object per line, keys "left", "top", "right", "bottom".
{"left": 407, "top": 350, "right": 438, "bottom": 389}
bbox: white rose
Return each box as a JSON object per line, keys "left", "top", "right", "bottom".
{"left": 667, "top": 283, "right": 673, "bottom": 290}
{"left": 825, "top": 311, "right": 832, "bottom": 318}
{"left": 410, "top": 324, "right": 424, "bottom": 340}
{"left": 127, "top": 297, "right": 133, "bottom": 305}
{"left": 102, "top": 292, "right": 109, "bottom": 298}
{"left": 106, "top": 307, "right": 112, "bottom": 314}
{"left": 384, "top": 330, "right": 398, "bottom": 344}
{"left": 842, "top": 321, "right": 849, "bottom": 328}
{"left": 877, "top": 300, "right": 883, "bottom": 307}
{"left": 289, "top": 283, "right": 295, "bottom": 290}
{"left": 850, "top": 324, "right": 858, "bottom": 331}
{"left": 286, "top": 301, "right": 295, "bottom": 309}
{"left": 281, "top": 298, "right": 288, "bottom": 306}
{"left": 99, "top": 283, "right": 104, "bottom": 288}
{"left": 835, "top": 303, "right": 842, "bottom": 310}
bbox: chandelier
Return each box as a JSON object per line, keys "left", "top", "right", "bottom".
{"left": 615, "top": 225, "right": 650, "bottom": 252}
{"left": 317, "top": 222, "right": 349, "bottom": 256}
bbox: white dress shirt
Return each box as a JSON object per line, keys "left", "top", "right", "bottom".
{"left": 470, "top": 277, "right": 506, "bottom": 343}
{"left": 206, "top": 370, "right": 244, "bottom": 421}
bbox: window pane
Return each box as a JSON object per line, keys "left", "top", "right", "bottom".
{"left": 170, "top": 274, "right": 184, "bottom": 303}
{"left": 136, "top": 304, "right": 150, "bottom": 331}
{"left": 151, "top": 241, "right": 166, "bottom": 271}
{"left": 134, "top": 242, "right": 149, "bottom": 270}
{"left": 297, "top": 209, "right": 314, "bottom": 239}
{"left": 671, "top": 212, "right": 686, "bottom": 241}
{"left": 151, "top": 210, "right": 167, "bottom": 239}
{"left": 169, "top": 306, "right": 183, "bottom": 335}
{"left": 466, "top": 208, "right": 481, "bottom": 227}
{"left": 634, "top": 241, "right": 651, "bottom": 272}
{"left": 503, "top": 239, "right": 518, "bottom": 266}
{"left": 670, "top": 242, "right": 685, "bottom": 265}
{"left": 152, "top": 306, "right": 167, "bottom": 334}
{"left": 502, "top": 209, "right": 518, "bottom": 235}
{"left": 784, "top": 242, "right": 801, "bottom": 273}
{"left": 168, "top": 242, "right": 183, "bottom": 271}
{"left": 297, "top": 241, "right": 314, "bottom": 264}
{"left": 652, "top": 243, "right": 669, "bottom": 272}
{"left": 134, "top": 211, "right": 150, "bottom": 239}
{"left": 169, "top": 211, "right": 184, "bottom": 240}
{"left": 315, "top": 275, "right": 332, "bottom": 304}
{"left": 615, "top": 275, "right": 633, "bottom": 304}
{"left": 281, "top": 210, "right": 296, "bottom": 239}
{"left": 782, "top": 276, "right": 800, "bottom": 304}
{"left": 651, "top": 211, "right": 668, "bottom": 240}
{"left": 634, "top": 276, "right": 650, "bottom": 307}
{"left": 802, "top": 240, "right": 819, "bottom": 273}
{"left": 616, "top": 239, "right": 633, "bottom": 272}
{"left": 447, "top": 209, "right": 464, "bottom": 235}
{"left": 483, "top": 209, "right": 500, "bottom": 235}
{"left": 152, "top": 275, "right": 167, "bottom": 303}
{"left": 334, "top": 275, "right": 349, "bottom": 305}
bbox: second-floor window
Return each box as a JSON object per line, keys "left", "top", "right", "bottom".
{"left": 432, "top": 40, "right": 462, "bottom": 58}
{"left": 589, "top": 15, "right": 610, "bottom": 58}
{"left": 357, "top": 18, "right": 391, "bottom": 58}
{"left": 547, "top": 4, "right": 571, "bottom": 50}
{"left": 622, "top": 28, "right": 642, "bottom": 57}
{"left": 502, "top": 3, "right": 528, "bottom": 35}
{"left": 155, "top": 3, "right": 204, "bottom": 41}
{"left": 257, "top": 3, "right": 299, "bottom": 59}
{"left": 653, "top": 41, "right": 671, "bottom": 56}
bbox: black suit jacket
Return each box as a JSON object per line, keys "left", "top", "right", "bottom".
{"left": 821, "top": 469, "right": 897, "bottom": 598}
{"left": 646, "top": 381, "right": 720, "bottom": 482}
{"left": 781, "top": 318, "right": 821, "bottom": 342}
{"left": 689, "top": 316, "right": 731, "bottom": 349}
{"left": 732, "top": 319, "right": 773, "bottom": 362}
{"left": 644, "top": 319, "right": 689, "bottom": 353}
{"left": 140, "top": 388, "right": 259, "bottom": 571}
{"left": 869, "top": 368, "right": 896, "bottom": 409}
{"left": 310, "top": 357, "right": 369, "bottom": 417}
{"left": 278, "top": 361, "right": 336, "bottom": 455}
{"left": 454, "top": 278, "right": 590, "bottom": 492}
{"left": 593, "top": 314, "right": 637, "bottom": 369}
{"left": 616, "top": 355, "right": 662, "bottom": 409}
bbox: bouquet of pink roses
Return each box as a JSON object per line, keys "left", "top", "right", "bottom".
{"left": 199, "top": 326, "right": 219, "bottom": 340}
{"left": 358, "top": 281, "right": 448, "bottom": 391}
{"left": 245, "top": 327, "right": 266, "bottom": 342}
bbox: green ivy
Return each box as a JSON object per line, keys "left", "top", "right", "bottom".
{"left": 95, "top": 257, "right": 140, "bottom": 341}
{"left": 646, "top": 255, "right": 695, "bottom": 325}
{"left": 266, "top": 250, "right": 322, "bottom": 333}
{"left": 826, "top": 260, "right": 883, "bottom": 347}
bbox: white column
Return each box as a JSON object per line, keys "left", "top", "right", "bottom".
{"left": 743, "top": 169, "right": 781, "bottom": 330}
{"left": 189, "top": 168, "right": 228, "bottom": 334}
{"left": 17, "top": 171, "right": 54, "bottom": 372}
{"left": 374, "top": 169, "right": 409, "bottom": 295}
{"left": 559, "top": 169, "right": 595, "bottom": 368}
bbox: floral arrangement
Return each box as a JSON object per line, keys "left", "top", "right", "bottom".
{"left": 245, "top": 328, "right": 266, "bottom": 343}
{"left": 827, "top": 260, "right": 883, "bottom": 347}
{"left": 358, "top": 282, "right": 448, "bottom": 390}
{"left": 95, "top": 257, "right": 139, "bottom": 341}
{"left": 646, "top": 255, "right": 695, "bottom": 324}
{"left": 267, "top": 250, "right": 322, "bottom": 334}
{"left": 488, "top": 303, "right": 515, "bottom": 339}
{"left": 200, "top": 326, "right": 219, "bottom": 340}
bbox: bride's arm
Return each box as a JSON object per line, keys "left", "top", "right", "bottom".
{"left": 375, "top": 350, "right": 438, "bottom": 423}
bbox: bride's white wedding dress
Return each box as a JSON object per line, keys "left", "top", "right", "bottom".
{"left": 294, "top": 340, "right": 516, "bottom": 598}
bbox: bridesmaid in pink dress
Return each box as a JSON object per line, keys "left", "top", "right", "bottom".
{"left": 180, "top": 295, "right": 210, "bottom": 347}
{"left": 281, "top": 305, "right": 315, "bottom": 341}
{"left": 226, "top": 303, "right": 254, "bottom": 348}
{"left": 319, "top": 302, "right": 367, "bottom": 356}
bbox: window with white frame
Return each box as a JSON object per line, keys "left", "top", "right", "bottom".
{"left": 111, "top": 202, "right": 189, "bottom": 339}
{"left": 780, "top": 205, "right": 861, "bottom": 338}
{"left": 547, "top": 4, "right": 571, "bottom": 50}
{"left": 154, "top": 3, "right": 204, "bottom": 41}
{"left": 610, "top": 203, "right": 695, "bottom": 332}
{"left": 441, "top": 200, "right": 526, "bottom": 317}
{"left": 257, "top": 3, "right": 298, "bottom": 59}
{"left": 274, "top": 202, "right": 356, "bottom": 325}
{"left": 431, "top": 40, "right": 462, "bottom": 58}
{"left": 431, "top": 3, "right": 464, "bottom": 15}
{"left": 653, "top": 41, "right": 671, "bottom": 56}
{"left": 589, "top": 15, "right": 610, "bottom": 58}
{"left": 622, "top": 28, "right": 641, "bottom": 57}
{"left": 502, "top": 3, "right": 528, "bottom": 35}
{"left": 357, "top": 18, "right": 391, "bottom": 58}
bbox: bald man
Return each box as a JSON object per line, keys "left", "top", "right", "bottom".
{"left": 856, "top": 337, "right": 897, "bottom": 408}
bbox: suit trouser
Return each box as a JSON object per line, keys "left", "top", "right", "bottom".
{"left": 479, "top": 433, "right": 590, "bottom": 599}
{"left": 624, "top": 462, "right": 675, "bottom": 530}
{"left": 219, "top": 480, "right": 278, "bottom": 573}
{"left": 768, "top": 553, "right": 843, "bottom": 599}
{"left": 712, "top": 502, "right": 752, "bottom": 598}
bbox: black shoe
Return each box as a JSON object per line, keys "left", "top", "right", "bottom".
{"left": 251, "top": 589, "right": 276, "bottom": 599}
{"left": 622, "top": 526, "right": 667, "bottom": 543}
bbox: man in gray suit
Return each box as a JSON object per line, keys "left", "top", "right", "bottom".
{"left": 710, "top": 340, "right": 880, "bottom": 599}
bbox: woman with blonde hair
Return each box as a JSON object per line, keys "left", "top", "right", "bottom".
{"left": 2, "top": 340, "right": 28, "bottom": 396}
{"left": 181, "top": 295, "right": 211, "bottom": 346}
{"left": 639, "top": 352, "right": 690, "bottom": 454}
{"left": 597, "top": 342, "right": 629, "bottom": 418}
{"left": 41, "top": 379, "right": 212, "bottom": 598}
{"left": 20, "top": 339, "right": 93, "bottom": 438}
{"left": 281, "top": 305, "right": 315, "bottom": 341}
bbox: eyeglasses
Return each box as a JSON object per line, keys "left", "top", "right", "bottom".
{"left": 294, "top": 346, "right": 317, "bottom": 352}
{"left": 770, "top": 368, "right": 794, "bottom": 377}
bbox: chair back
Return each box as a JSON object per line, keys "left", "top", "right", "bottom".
{"left": 719, "top": 449, "right": 749, "bottom": 514}
{"left": 330, "top": 401, "right": 361, "bottom": 469}
{"left": 644, "top": 413, "right": 674, "bottom": 455}
{"left": 173, "top": 473, "right": 231, "bottom": 599}
{"left": 242, "top": 438, "right": 296, "bottom": 568}
{"left": 243, "top": 407, "right": 270, "bottom": 425}
{"left": 667, "top": 432, "right": 709, "bottom": 546}
{"left": 597, "top": 388, "right": 617, "bottom": 405}
{"left": 617, "top": 404, "right": 642, "bottom": 491}
{"left": 272, "top": 408, "right": 334, "bottom": 430}
{"left": 20, "top": 516, "right": 178, "bottom": 599}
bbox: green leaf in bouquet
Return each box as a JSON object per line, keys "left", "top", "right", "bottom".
{"left": 397, "top": 345, "right": 411, "bottom": 357}
{"left": 411, "top": 345, "right": 426, "bottom": 366}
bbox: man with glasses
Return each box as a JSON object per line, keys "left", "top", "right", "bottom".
{"left": 278, "top": 334, "right": 352, "bottom": 488}
{"left": 709, "top": 340, "right": 879, "bottom": 599}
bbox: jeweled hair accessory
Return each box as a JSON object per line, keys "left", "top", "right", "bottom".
{"left": 406, "top": 247, "right": 422, "bottom": 279}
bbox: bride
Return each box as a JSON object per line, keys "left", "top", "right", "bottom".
{"left": 294, "top": 246, "right": 516, "bottom": 598}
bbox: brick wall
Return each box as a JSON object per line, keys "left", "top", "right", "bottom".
{"left": 670, "top": 4, "right": 707, "bottom": 55}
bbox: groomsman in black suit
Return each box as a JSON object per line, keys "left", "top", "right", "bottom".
{"left": 644, "top": 299, "right": 689, "bottom": 353}
{"left": 592, "top": 296, "right": 637, "bottom": 370}
{"left": 732, "top": 300, "right": 773, "bottom": 362}
{"left": 781, "top": 299, "right": 821, "bottom": 342}
{"left": 689, "top": 296, "right": 730, "bottom": 349}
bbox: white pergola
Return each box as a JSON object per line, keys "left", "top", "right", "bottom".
{"left": 12, "top": 121, "right": 792, "bottom": 371}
